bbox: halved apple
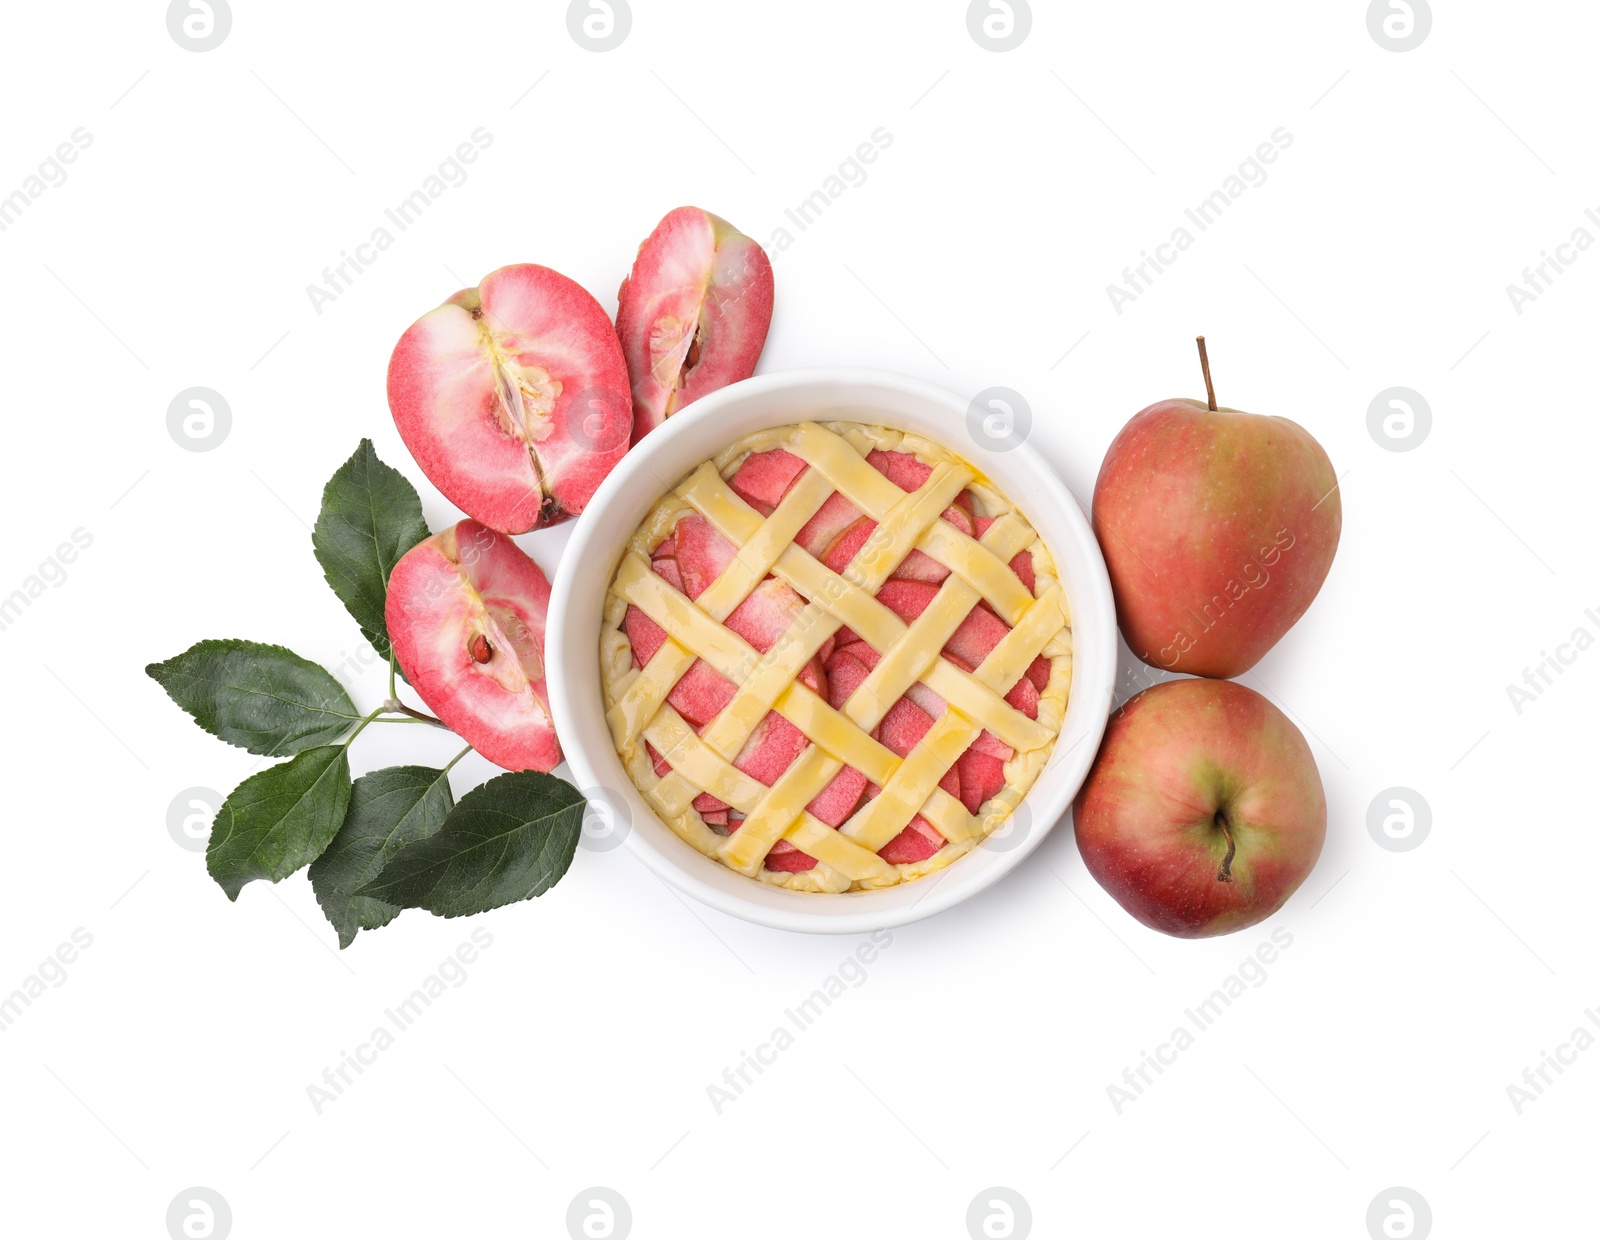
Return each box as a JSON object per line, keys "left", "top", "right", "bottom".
{"left": 387, "top": 264, "right": 631, "bottom": 534}
{"left": 386, "top": 519, "right": 559, "bottom": 771}
{"left": 616, "top": 207, "right": 774, "bottom": 442}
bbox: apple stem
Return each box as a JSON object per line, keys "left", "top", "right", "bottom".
{"left": 382, "top": 698, "right": 450, "bottom": 729}
{"left": 1215, "top": 810, "right": 1236, "bottom": 883}
{"left": 1196, "top": 336, "right": 1218, "bottom": 412}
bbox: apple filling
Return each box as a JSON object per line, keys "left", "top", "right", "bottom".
{"left": 599, "top": 421, "right": 1075, "bottom": 893}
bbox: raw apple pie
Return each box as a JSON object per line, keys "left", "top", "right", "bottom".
{"left": 600, "top": 421, "right": 1073, "bottom": 891}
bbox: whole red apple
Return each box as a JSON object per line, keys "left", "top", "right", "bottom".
{"left": 1073, "top": 678, "right": 1325, "bottom": 938}
{"left": 1093, "top": 339, "right": 1340, "bottom": 678}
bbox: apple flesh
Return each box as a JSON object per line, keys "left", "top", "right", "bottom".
{"left": 1093, "top": 395, "right": 1340, "bottom": 678}
{"left": 616, "top": 207, "right": 774, "bottom": 442}
{"left": 1073, "top": 679, "right": 1325, "bottom": 938}
{"left": 387, "top": 263, "right": 631, "bottom": 535}
{"left": 620, "top": 449, "right": 1046, "bottom": 872}
{"left": 386, "top": 519, "right": 559, "bottom": 772}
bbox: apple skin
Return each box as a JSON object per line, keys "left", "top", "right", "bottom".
{"left": 1093, "top": 398, "right": 1340, "bottom": 678}
{"left": 1073, "top": 679, "right": 1325, "bottom": 938}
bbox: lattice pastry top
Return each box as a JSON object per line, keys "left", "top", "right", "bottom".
{"left": 600, "top": 421, "right": 1074, "bottom": 892}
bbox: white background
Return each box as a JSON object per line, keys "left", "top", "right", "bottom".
{"left": 0, "top": 1, "right": 1593, "bottom": 1236}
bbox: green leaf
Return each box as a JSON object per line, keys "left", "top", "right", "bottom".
{"left": 309, "top": 765, "right": 454, "bottom": 948}
{"left": 312, "top": 440, "right": 431, "bottom": 660}
{"left": 354, "top": 771, "right": 583, "bottom": 918}
{"left": 208, "top": 746, "right": 353, "bottom": 901}
{"left": 146, "top": 639, "right": 362, "bottom": 755}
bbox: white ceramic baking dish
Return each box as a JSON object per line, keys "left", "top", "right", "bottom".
{"left": 546, "top": 369, "right": 1116, "bottom": 933}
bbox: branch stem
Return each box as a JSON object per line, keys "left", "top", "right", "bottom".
{"left": 343, "top": 705, "right": 388, "bottom": 747}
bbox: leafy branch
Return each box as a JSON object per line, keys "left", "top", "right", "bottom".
{"left": 145, "top": 440, "right": 584, "bottom": 947}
